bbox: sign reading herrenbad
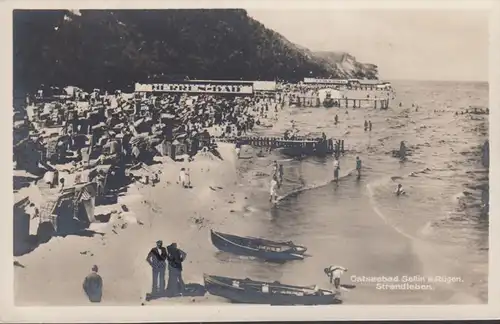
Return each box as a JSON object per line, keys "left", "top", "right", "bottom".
{"left": 135, "top": 82, "right": 253, "bottom": 94}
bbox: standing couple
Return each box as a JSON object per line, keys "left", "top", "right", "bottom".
{"left": 146, "top": 240, "right": 187, "bottom": 297}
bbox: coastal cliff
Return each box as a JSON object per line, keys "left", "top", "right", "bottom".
{"left": 13, "top": 9, "right": 379, "bottom": 94}
{"left": 314, "top": 51, "right": 379, "bottom": 80}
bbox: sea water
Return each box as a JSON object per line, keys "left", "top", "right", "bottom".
{"left": 229, "top": 80, "right": 488, "bottom": 304}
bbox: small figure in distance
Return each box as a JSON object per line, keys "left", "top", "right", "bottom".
{"left": 355, "top": 156, "right": 362, "bottom": 180}
{"left": 269, "top": 175, "right": 279, "bottom": 204}
{"left": 146, "top": 240, "right": 168, "bottom": 295}
{"left": 395, "top": 183, "right": 406, "bottom": 196}
{"left": 83, "top": 265, "right": 103, "bottom": 303}
{"left": 333, "top": 157, "right": 340, "bottom": 184}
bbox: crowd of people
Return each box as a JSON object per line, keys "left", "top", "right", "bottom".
{"left": 17, "top": 82, "right": 393, "bottom": 302}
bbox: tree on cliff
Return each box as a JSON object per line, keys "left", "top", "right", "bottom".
{"left": 13, "top": 9, "right": 378, "bottom": 95}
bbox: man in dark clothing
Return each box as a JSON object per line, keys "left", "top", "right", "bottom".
{"left": 146, "top": 240, "right": 168, "bottom": 294}
{"left": 166, "top": 243, "right": 186, "bottom": 296}
{"left": 83, "top": 265, "right": 103, "bottom": 303}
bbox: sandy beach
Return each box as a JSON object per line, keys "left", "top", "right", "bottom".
{"left": 15, "top": 142, "right": 244, "bottom": 305}
{"left": 14, "top": 81, "right": 489, "bottom": 307}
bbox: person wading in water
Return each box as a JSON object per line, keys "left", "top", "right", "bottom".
{"left": 270, "top": 175, "right": 278, "bottom": 204}
{"left": 355, "top": 156, "right": 362, "bottom": 179}
{"left": 333, "top": 158, "right": 340, "bottom": 184}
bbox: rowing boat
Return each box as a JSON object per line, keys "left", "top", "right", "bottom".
{"left": 204, "top": 274, "right": 341, "bottom": 305}
{"left": 210, "top": 230, "right": 306, "bottom": 261}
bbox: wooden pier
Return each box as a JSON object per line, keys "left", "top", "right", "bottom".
{"left": 293, "top": 96, "right": 390, "bottom": 109}
{"left": 343, "top": 98, "right": 390, "bottom": 109}
{"left": 215, "top": 136, "right": 346, "bottom": 157}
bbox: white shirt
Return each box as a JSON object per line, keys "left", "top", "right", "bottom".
{"left": 333, "top": 160, "right": 339, "bottom": 169}
{"left": 327, "top": 266, "right": 347, "bottom": 279}
{"left": 270, "top": 179, "right": 278, "bottom": 195}
{"left": 179, "top": 170, "right": 186, "bottom": 182}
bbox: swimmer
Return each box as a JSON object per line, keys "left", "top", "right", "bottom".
{"left": 395, "top": 183, "right": 406, "bottom": 196}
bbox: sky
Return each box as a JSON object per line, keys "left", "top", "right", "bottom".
{"left": 247, "top": 9, "right": 489, "bottom": 81}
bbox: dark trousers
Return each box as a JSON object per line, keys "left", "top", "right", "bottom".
{"left": 166, "top": 266, "right": 184, "bottom": 296}
{"left": 152, "top": 266, "right": 166, "bottom": 294}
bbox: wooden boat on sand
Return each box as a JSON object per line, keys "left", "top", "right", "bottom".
{"left": 210, "top": 230, "right": 306, "bottom": 261}
{"left": 204, "top": 274, "right": 341, "bottom": 305}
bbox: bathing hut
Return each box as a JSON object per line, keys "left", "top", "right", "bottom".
{"left": 37, "top": 182, "right": 98, "bottom": 241}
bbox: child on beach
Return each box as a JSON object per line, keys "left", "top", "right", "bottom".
{"left": 179, "top": 168, "right": 187, "bottom": 188}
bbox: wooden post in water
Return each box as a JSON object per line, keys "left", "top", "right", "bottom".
{"left": 374, "top": 100, "right": 378, "bottom": 109}
{"left": 341, "top": 140, "right": 345, "bottom": 154}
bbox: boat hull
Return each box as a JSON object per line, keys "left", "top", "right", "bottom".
{"left": 204, "top": 275, "right": 341, "bottom": 305}
{"left": 211, "top": 230, "right": 305, "bottom": 261}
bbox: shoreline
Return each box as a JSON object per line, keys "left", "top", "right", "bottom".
{"left": 13, "top": 86, "right": 488, "bottom": 306}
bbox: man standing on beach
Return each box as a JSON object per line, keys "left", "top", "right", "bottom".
{"left": 83, "top": 265, "right": 103, "bottom": 303}
{"left": 324, "top": 265, "right": 348, "bottom": 290}
{"left": 166, "top": 243, "right": 187, "bottom": 296}
{"left": 146, "top": 240, "right": 168, "bottom": 295}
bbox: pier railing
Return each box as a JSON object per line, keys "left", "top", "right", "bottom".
{"left": 214, "top": 136, "right": 346, "bottom": 156}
